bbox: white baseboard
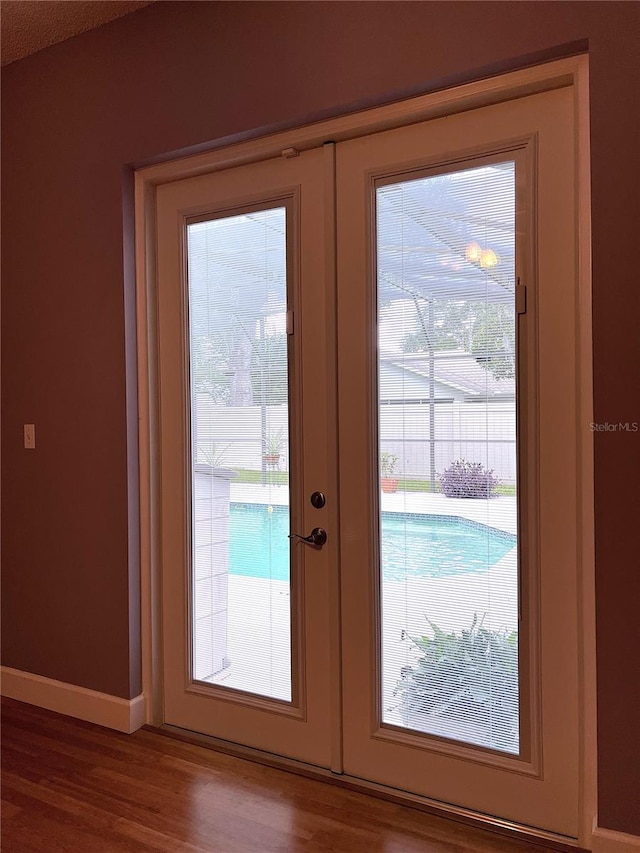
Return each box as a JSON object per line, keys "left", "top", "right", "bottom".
{"left": 592, "top": 826, "right": 640, "bottom": 853}
{"left": 1, "top": 666, "right": 147, "bottom": 734}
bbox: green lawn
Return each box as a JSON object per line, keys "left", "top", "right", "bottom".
{"left": 395, "top": 478, "right": 515, "bottom": 496}
{"left": 234, "top": 468, "right": 289, "bottom": 485}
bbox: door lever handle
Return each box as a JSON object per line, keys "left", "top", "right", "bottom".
{"left": 288, "top": 527, "right": 327, "bottom": 549}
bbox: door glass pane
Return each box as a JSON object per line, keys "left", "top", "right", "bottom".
{"left": 187, "top": 207, "right": 292, "bottom": 702}
{"left": 376, "top": 163, "right": 519, "bottom": 753}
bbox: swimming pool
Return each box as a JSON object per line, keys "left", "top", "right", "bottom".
{"left": 228, "top": 503, "right": 516, "bottom": 581}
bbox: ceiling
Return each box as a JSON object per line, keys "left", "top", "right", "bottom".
{"left": 1, "top": 0, "right": 155, "bottom": 66}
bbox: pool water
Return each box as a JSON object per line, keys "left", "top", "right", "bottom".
{"left": 228, "top": 504, "right": 515, "bottom": 582}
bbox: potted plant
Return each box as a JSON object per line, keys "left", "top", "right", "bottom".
{"left": 380, "top": 451, "right": 399, "bottom": 493}
{"left": 264, "top": 428, "right": 285, "bottom": 466}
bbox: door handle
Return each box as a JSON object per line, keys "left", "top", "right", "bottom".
{"left": 288, "top": 527, "right": 327, "bottom": 548}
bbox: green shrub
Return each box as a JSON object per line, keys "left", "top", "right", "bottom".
{"left": 439, "top": 459, "right": 500, "bottom": 498}
{"left": 394, "top": 615, "right": 519, "bottom": 750}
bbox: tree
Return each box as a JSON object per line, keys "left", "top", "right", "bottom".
{"left": 401, "top": 300, "right": 475, "bottom": 354}
{"left": 187, "top": 209, "right": 287, "bottom": 408}
{"left": 250, "top": 333, "right": 289, "bottom": 406}
{"left": 190, "top": 331, "right": 231, "bottom": 404}
{"left": 470, "top": 303, "right": 515, "bottom": 379}
{"left": 400, "top": 299, "right": 515, "bottom": 380}
{"left": 382, "top": 166, "right": 516, "bottom": 380}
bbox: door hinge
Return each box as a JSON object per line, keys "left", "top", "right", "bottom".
{"left": 516, "top": 281, "right": 527, "bottom": 315}
{"left": 286, "top": 310, "right": 294, "bottom": 335}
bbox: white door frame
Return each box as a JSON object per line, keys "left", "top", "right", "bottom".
{"left": 134, "top": 55, "right": 595, "bottom": 848}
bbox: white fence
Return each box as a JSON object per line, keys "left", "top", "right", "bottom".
{"left": 381, "top": 401, "right": 516, "bottom": 483}
{"left": 194, "top": 397, "right": 289, "bottom": 471}
{"left": 194, "top": 396, "right": 516, "bottom": 483}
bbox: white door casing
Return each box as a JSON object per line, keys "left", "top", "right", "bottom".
{"left": 137, "top": 58, "right": 594, "bottom": 846}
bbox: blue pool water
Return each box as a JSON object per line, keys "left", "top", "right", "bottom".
{"left": 228, "top": 504, "right": 516, "bottom": 582}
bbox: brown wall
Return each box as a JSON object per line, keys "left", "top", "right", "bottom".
{"left": 2, "top": 1, "right": 639, "bottom": 836}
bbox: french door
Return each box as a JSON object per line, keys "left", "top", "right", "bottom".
{"left": 156, "top": 86, "right": 580, "bottom": 837}
{"left": 156, "top": 149, "right": 336, "bottom": 767}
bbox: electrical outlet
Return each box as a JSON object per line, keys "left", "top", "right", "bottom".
{"left": 24, "top": 423, "right": 35, "bottom": 449}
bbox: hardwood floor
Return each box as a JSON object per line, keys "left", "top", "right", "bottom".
{"left": 2, "top": 697, "right": 562, "bottom": 852}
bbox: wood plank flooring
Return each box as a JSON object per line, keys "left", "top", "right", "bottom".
{"left": 2, "top": 698, "right": 562, "bottom": 852}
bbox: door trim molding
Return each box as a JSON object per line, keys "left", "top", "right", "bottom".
{"left": 135, "top": 54, "right": 594, "bottom": 847}
{"left": 137, "top": 57, "right": 581, "bottom": 185}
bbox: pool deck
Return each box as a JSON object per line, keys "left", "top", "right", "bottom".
{"left": 229, "top": 483, "right": 518, "bottom": 535}
{"left": 208, "top": 483, "right": 519, "bottom": 747}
